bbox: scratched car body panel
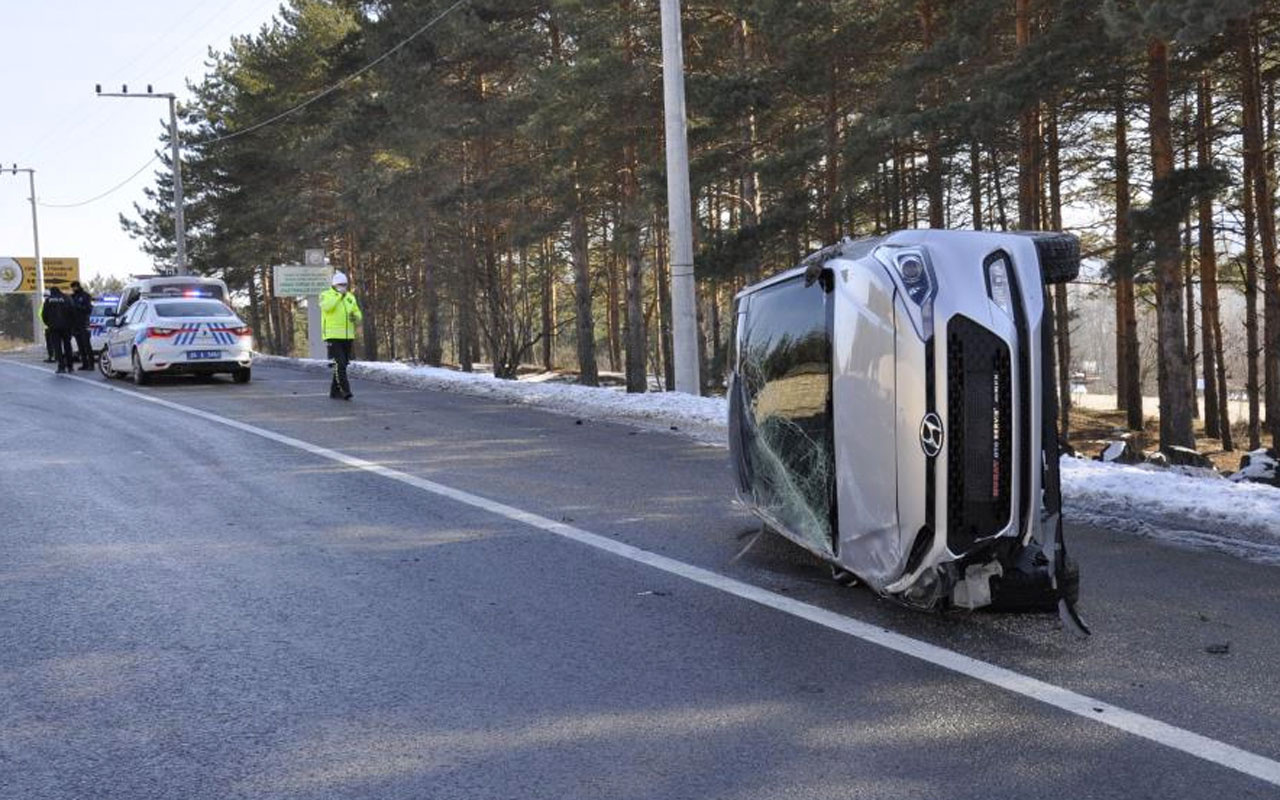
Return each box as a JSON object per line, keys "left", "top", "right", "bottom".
{"left": 729, "top": 230, "right": 1086, "bottom": 627}
{"left": 100, "top": 297, "right": 253, "bottom": 383}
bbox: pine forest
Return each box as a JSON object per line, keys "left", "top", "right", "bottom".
{"left": 119, "top": 0, "right": 1280, "bottom": 453}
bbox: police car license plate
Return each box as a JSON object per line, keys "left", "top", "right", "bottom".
{"left": 187, "top": 350, "right": 221, "bottom": 360}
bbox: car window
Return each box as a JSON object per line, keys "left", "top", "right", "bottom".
{"left": 736, "top": 277, "right": 835, "bottom": 555}
{"left": 152, "top": 301, "right": 236, "bottom": 318}
{"left": 125, "top": 303, "right": 147, "bottom": 325}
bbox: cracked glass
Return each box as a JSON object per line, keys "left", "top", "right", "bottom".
{"left": 735, "top": 277, "right": 836, "bottom": 557}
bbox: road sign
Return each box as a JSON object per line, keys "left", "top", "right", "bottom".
{"left": 0, "top": 257, "right": 80, "bottom": 293}
{"left": 0, "top": 258, "right": 21, "bottom": 293}
{"left": 272, "top": 264, "right": 332, "bottom": 297}
{"left": 304, "top": 248, "right": 326, "bottom": 267}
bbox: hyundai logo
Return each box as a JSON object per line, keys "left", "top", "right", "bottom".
{"left": 920, "top": 412, "right": 945, "bottom": 457}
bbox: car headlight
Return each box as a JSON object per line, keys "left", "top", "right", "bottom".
{"left": 875, "top": 246, "right": 938, "bottom": 339}
{"left": 893, "top": 250, "right": 934, "bottom": 307}
{"left": 985, "top": 254, "right": 1014, "bottom": 318}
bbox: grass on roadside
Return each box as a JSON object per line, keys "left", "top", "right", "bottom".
{"left": 1065, "top": 404, "right": 1250, "bottom": 474}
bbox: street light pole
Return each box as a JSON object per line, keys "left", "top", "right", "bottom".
{"left": 167, "top": 95, "right": 188, "bottom": 276}
{"left": 659, "top": 0, "right": 700, "bottom": 395}
{"left": 96, "top": 84, "right": 188, "bottom": 275}
{"left": 3, "top": 165, "right": 45, "bottom": 342}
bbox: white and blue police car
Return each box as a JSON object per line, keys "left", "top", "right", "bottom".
{"left": 88, "top": 296, "right": 119, "bottom": 353}
{"left": 99, "top": 296, "right": 253, "bottom": 384}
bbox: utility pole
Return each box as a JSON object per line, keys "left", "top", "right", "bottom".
{"left": 96, "top": 84, "right": 188, "bottom": 275}
{"left": 3, "top": 164, "right": 45, "bottom": 342}
{"left": 659, "top": 0, "right": 700, "bottom": 395}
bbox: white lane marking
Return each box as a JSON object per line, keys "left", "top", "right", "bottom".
{"left": 7, "top": 358, "right": 1279, "bottom": 788}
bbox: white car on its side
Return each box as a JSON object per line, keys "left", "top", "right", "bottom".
{"left": 99, "top": 296, "right": 253, "bottom": 384}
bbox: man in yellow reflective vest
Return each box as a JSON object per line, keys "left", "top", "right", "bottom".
{"left": 319, "top": 271, "right": 363, "bottom": 399}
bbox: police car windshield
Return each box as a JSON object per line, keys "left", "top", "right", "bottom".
{"left": 153, "top": 301, "right": 236, "bottom": 318}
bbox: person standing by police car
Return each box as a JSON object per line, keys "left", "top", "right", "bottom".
{"left": 69, "top": 281, "right": 94, "bottom": 370}
{"left": 40, "top": 287, "right": 75, "bottom": 373}
{"left": 320, "top": 271, "right": 362, "bottom": 399}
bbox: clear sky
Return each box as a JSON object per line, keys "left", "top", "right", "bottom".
{"left": 0, "top": 0, "right": 285, "bottom": 285}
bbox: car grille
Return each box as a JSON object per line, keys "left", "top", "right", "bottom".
{"left": 945, "top": 316, "right": 1012, "bottom": 553}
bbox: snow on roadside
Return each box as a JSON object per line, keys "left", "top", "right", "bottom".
{"left": 258, "top": 354, "right": 1280, "bottom": 564}
{"left": 253, "top": 355, "right": 729, "bottom": 441}
{"left": 1059, "top": 457, "right": 1280, "bottom": 565}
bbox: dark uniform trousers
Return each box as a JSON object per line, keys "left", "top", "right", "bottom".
{"left": 327, "top": 339, "right": 353, "bottom": 397}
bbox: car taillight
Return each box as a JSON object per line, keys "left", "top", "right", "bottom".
{"left": 146, "top": 327, "right": 178, "bottom": 338}
{"left": 231, "top": 326, "right": 252, "bottom": 337}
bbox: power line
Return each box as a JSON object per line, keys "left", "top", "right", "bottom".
{"left": 202, "top": 0, "right": 471, "bottom": 146}
{"left": 34, "top": 0, "right": 471, "bottom": 209}
{"left": 40, "top": 155, "right": 160, "bottom": 209}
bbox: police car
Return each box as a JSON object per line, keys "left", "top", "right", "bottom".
{"left": 88, "top": 296, "right": 119, "bottom": 352}
{"left": 99, "top": 296, "right": 253, "bottom": 384}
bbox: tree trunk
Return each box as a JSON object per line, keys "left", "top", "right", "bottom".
{"left": 1046, "top": 104, "right": 1070, "bottom": 438}
{"left": 1114, "top": 89, "right": 1143, "bottom": 430}
{"left": 1015, "top": 0, "right": 1039, "bottom": 231}
{"left": 970, "top": 140, "right": 983, "bottom": 230}
{"left": 622, "top": 196, "right": 647, "bottom": 393}
{"left": 540, "top": 237, "right": 555, "bottom": 371}
{"left": 1196, "top": 74, "right": 1223, "bottom": 440}
{"left": 571, "top": 178, "right": 598, "bottom": 386}
{"left": 990, "top": 145, "right": 1010, "bottom": 230}
{"left": 823, "top": 62, "right": 842, "bottom": 242}
{"left": 655, "top": 214, "right": 674, "bottom": 390}
{"left": 1243, "top": 149, "right": 1262, "bottom": 449}
{"left": 423, "top": 221, "right": 442, "bottom": 367}
{"left": 1181, "top": 97, "right": 1198, "bottom": 422}
{"left": 919, "top": 0, "right": 944, "bottom": 228}
{"left": 1148, "top": 38, "right": 1196, "bottom": 451}
{"left": 1241, "top": 22, "right": 1280, "bottom": 446}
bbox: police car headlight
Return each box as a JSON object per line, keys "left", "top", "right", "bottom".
{"left": 985, "top": 255, "right": 1015, "bottom": 318}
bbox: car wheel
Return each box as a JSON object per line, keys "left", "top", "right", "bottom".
{"left": 232, "top": 367, "right": 251, "bottom": 384}
{"left": 1031, "top": 233, "right": 1080, "bottom": 284}
{"left": 131, "top": 350, "right": 151, "bottom": 386}
{"left": 98, "top": 347, "right": 113, "bottom": 379}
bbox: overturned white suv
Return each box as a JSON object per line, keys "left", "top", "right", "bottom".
{"left": 729, "top": 230, "right": 1086, "bottom": 632}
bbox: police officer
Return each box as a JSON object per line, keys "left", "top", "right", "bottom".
{"left": 69, "top": 281, "right": 94, "bottom": 370}
{"left": 40, "top": 287, "right": 74, "bottom": 373}
{"left": 39, "top": 293, "right": 55, "bottom": 362}
{"left": 319, "top": 271, "right": 362, "bottom": 399}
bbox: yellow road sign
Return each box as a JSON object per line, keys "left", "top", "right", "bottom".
{"left": 0, "top": 257, "right": 81, "bottom": 293}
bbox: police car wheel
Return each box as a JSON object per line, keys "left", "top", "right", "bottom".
{"left": 232, "top": 367, "right": 251, "bottom": 384}
{"left": 131, "top": 351, "right": 151, "bottom": 386}
{"left": 98, "top": 348, "right": 115, "bottom": 379}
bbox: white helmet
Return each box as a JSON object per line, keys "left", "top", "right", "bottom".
{"left": 331, "top": 270, "right": 349, "bottom": 287}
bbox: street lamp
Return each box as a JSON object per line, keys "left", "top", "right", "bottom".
{"left": 95, "top": 83, "right": 188, "bottom": 276}
{"left": 2, "top": 164, "right": 45, "bottom": 342}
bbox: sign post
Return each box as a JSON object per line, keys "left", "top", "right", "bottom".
{"left": 0, "top": 256, "right": 80, "bottom": 343}
{"left": 271, "top": 250, "right": 330, "bottom": 360}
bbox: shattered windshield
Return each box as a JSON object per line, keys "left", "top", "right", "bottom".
{"left": 735, "top": 277, "right": 835, "bottom": 556}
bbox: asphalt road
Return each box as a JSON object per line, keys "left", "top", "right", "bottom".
{"left": 2, "top": 352, "right": 1277, "bottom": 799}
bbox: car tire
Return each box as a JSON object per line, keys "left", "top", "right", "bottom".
{"left": 232, "top": 367, "right": 251, "bottom": 384}
{"left": 1031, "top": 233, "right": 1080, "bottom": 284}
{"left": 131, "top": 350, "right": 151, "bottom": 386}
{"left": 98, "top": 347, "right": 114, "bottom": 379}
